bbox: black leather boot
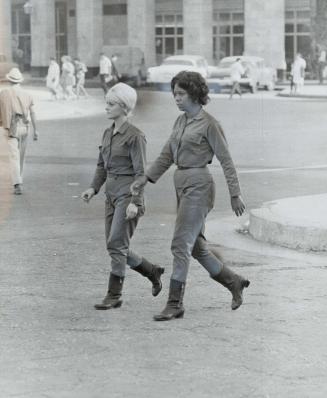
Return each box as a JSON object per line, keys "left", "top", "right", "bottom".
{"left": 132, "top": 258, "right": 165, "bottom": 296}
{"left": 211, "top": 266, "right": 250, "bottom": 310}
{"left": 153, "top": 279, "right": 185, "bottom": 321}
{"left": 94, "top": 273, "right": 124, "bottom": 310}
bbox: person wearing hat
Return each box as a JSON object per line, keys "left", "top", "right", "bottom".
{"left": 0, "top": 67, "right": 38, "bottom": 195}
{"left": 81, "top": 82, "right": 164, "bottom": 310}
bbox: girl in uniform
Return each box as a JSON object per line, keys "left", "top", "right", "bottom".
{"left": 81, "top": 83, "right": 164, "bottom": 310}
{"left": 131, "top": 71, "right": 250, "bottom": 321}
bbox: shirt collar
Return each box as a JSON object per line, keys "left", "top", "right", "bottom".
{"left": 113, "top": 121, "right": 129, "bottom": 135}
{"left": 183, "top": 107, "right": 205, "bottom": 123}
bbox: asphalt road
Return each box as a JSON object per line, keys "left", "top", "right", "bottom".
{"left": 1, "top": 91, "right": 327, "bottom": 398}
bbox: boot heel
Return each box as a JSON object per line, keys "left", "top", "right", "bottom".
{"left": 175, "top": 310, "right": 184, "bottom": 319}
{"left": 113, "top": 300, "right": 123, "bottom": 308}
{"left": 243, "top": 280, "right": 250, "bottom": 288}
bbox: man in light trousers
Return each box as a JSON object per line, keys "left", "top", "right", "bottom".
{"left": 0, "top": 68, "right": 38, "bottom": 195}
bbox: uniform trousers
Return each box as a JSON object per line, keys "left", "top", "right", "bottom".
{"left": 6, "top": 130, "right": 29, "bottom": 186}
{"left": 171, "top": 167, "right": 223, "bottom": 282}
{"left": 104, "top": 175, "right": 144, "bottom": 277}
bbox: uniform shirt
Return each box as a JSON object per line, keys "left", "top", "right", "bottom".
{"left": 99, "top": 56, "right": 112, "bottom": 75}
{"left": 0, "top": 86, "right": 34, "bottom": 130}
{"left": 146, "top": 108, "right": 241, "bottom": 197}
{"left": 91, "top": 121, "right": 146, "bottom": 203}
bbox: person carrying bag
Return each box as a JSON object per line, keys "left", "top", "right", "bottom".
{"left": 0, "top": 68, "right": 38, "bottom": 195}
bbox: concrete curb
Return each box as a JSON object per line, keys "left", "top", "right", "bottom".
{"left": 249, "top": 194, "right": 327, "bottom": 251}
{"left": 278, "top": 92, "right": 327, "bottom": 99}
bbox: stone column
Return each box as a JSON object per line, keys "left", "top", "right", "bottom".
{"left": 30, "top": 0, "right": 56, "bottom": 75}
{"left": 0, "top": 0, "right": 12, "bottom": 60}
{"left": 244, "top": 0, "right": 285, "bottom": 70}
{"left": 76, "top": 0, "right": 103, "bottom": 70}
{"left": 127, "top": 0, "right": 156, "bottom": 67}
{"left": 183, "top": 0, "right": 213, "bottom": 64}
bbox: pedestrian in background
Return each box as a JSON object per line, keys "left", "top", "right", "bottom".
{"left": 74, "top": 57, "right": 89, "bottom": 99}
{"left": 318, "top": 48, "right": 326, "bottom": 84}
{"left": 131, "top": 71, "right": 250, "bottom": 321}
{"left": 46, "top": 57, "right": 60, "bottom": 100}
{"left": 229, "top": 58, "right": 245, "bottom": 99}
{"left": 291, "top": 53, "right": 306, "bottom": 94}
{"left": 0, "top": 68, "right": 38, "bottom": 195}
{"left": 81, "top": 83, "right": 164, "bottom": 310}
{"left": 110, "top": 54, "right": 122, "bottom": 85}
{"left": 60, "top": 55, "right": 76, "bottom": 100}
{"left": 99, "top": 52, "right": 112, "bottom": 95}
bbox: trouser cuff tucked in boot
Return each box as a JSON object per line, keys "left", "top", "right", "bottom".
{"left": 153, "top": 279, "right": 185, "bottom": 321}
{"left": 132, "top": 258, "right": 165, "bottom": 296}
{"left": 211, "top": 266, "right": 250, "bottom": 310}
{"left": 94, "top": 272, "right": 124, "bottom": 310}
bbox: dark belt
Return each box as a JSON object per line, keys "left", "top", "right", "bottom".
{"left": 177, "top": 165, "right": 207, "bottom": 170}
{"left": 107, "top": 173, "right": 135, "bottom": 179}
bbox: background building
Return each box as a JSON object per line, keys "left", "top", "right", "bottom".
{"left": 2, "top": 0, "right": 317, "bottom": 76}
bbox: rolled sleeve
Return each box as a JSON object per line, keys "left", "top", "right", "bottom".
{"left": 90, "top": 147, "right": 107, "bottom": 194}
{"left": 130, "top": 134, "right": 146, "bottom": 177}
{"left": 130, "top": 134, "right": 146, "bottom": 205}
{"left": 146, "top": 139, "right": 174, "bottom": 183}
{"left": 207, "top": 122, "right": 241, "bottom": 197}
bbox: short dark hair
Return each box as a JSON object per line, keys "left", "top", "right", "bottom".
{"left": 171, "top": 71, "right": 210, "bottom": 105}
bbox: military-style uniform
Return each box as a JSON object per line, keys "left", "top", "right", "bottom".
{"left": 146, "top": 108, "right": 241, "bottom": 282}
{"left": 91, "top": 121, "right": 146, "bottom": 277}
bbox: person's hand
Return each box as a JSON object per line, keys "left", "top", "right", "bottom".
{"left": 81, "top": 188, "right": 95, "bottom": 203}
{"left": 130, "top": 176, "right": 148, "bottom": 196}
{"left": 33, "top": 130, "right": 39, "bottom": 141}
{"left": 231, "top": 195, "right": 246, "bottom": 217}
{"left": 126, "top": 203, "right": 138, "bottom": 220}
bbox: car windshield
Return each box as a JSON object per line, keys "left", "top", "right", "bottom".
{"left": 218, "top": 61, "right": 234, "bottom": 68}
{"left": 162, "top": 59, "right": 193, "bottom": 66}
{"left": 218, "top": 60, "right": 255, "bottom": 69}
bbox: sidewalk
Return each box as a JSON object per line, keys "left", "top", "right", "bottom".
{"left": 248, "top": 194, "right": 327, "bottom": 251}
{"left": 278, "top": 82, "right": 327, "bottom": 98}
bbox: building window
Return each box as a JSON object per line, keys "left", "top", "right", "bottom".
{"left": 213, "top": 12, "right": 244, "bottom": 61}
{"left": 285, "top": 9, "right": 311, "bottom": 68}
{"left": 55, "top": 1, "right": 68, "bottom": 62}
{"left": 11, "top": 4, "right": 31, "bottom": 70}
{"left": 155, "top": 13, "right": 183, "bottom": 64}
{"left": 103, "top": 4, "right": 127, "bottom": 15}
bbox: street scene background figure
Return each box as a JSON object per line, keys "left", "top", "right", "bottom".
{"left": 0, "top": 68, "right": 38, "bottom": 195}
{"left": 318, "top": 48, "right": 326, "bottom": 84}
{"left": 60, "top": 55, "right": 76, "bottom": 100}
{"left": 46, "top": 57, "right": 60, "bottom": 100}
{"left": 74, "top": 57, "right": 89, "bottom": 99}
{"left": 99, "top": 52, "right": 112, "bottom": 95}
{"left": 110, "top": 54, "right": 122, "bottom": 85}
{"left": 229, "top": 58, "right": 245, "bottom": 99}
{"left": 290, "top": 53, "right": 306, "bottom": 94}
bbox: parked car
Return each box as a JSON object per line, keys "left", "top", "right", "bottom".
{"left": 0, "top": 54, "right": 18, "bottom": 81}
{"left": 210, "top": 56, "right": 277, "bottom": 92}
{"left": 147, "top": 55, "right": 209, "bottom": 84}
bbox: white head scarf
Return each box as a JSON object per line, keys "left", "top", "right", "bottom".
{"left": 107, "top": 83, "right": 137, "bottom": 116}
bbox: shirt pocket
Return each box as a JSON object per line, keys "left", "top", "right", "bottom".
{"left": 111, "top": 142, "right": 129, "bottom": 157}
{"left": 183, "top": 133, "right": 203, "bottom": 146}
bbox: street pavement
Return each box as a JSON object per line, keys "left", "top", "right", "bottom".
{"left": 0, "top": 85, "right": 327, "bottom": 398}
